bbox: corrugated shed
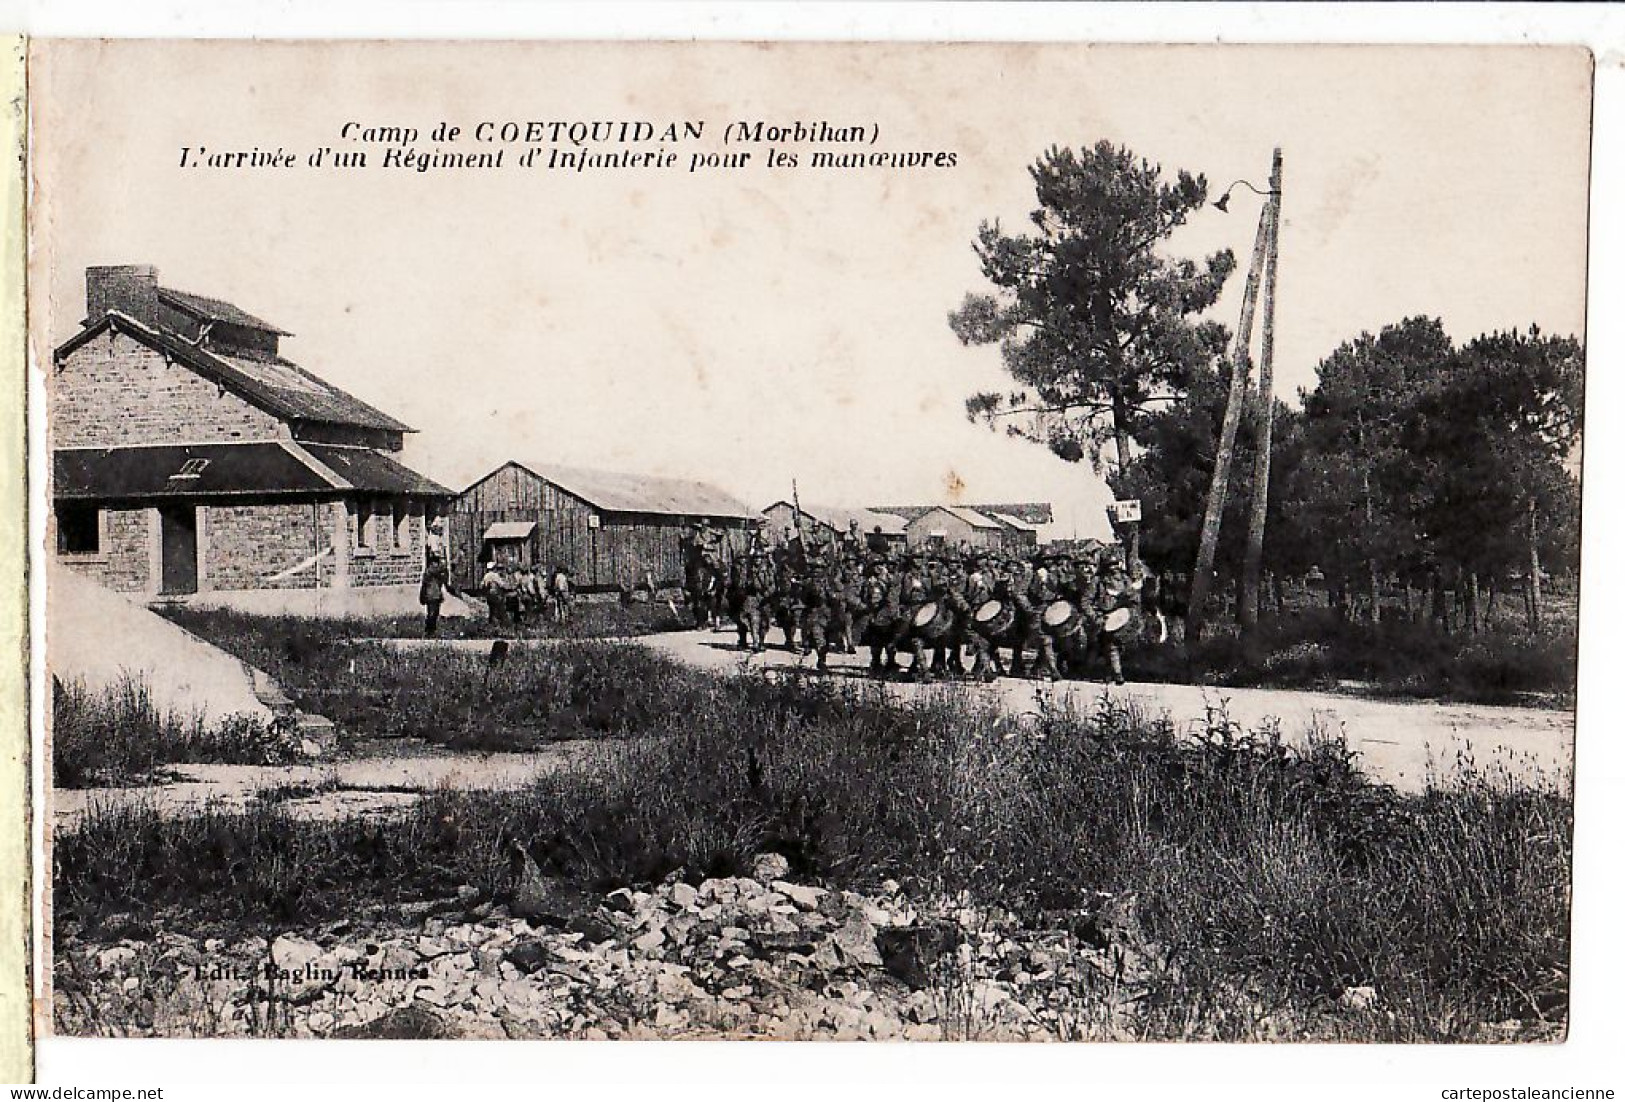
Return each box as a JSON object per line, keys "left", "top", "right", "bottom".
{"left": 505, "top": 460, "right": 756, "bottom": 519}
{"left": 56, "top": 313, "right": 413, "bottom": 433}
{"left": 158, "top": 286, "right": 292, "bottom": 335}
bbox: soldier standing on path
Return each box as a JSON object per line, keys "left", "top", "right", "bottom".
{"left": 419, "top": 551, "right": 450, "bottom": 638}
{"left": 481, "top": 558, "right": 511, "bottom": 631}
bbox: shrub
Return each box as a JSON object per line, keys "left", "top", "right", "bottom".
{"left": 54, "top": 657, "right": 1573, "bottom": 1038}
{"left": 154, "top": 607, "right": 713, "bottom": 749}
{"left": 1130, "top": 609, "right": 1575, "bottom": 706}
{"left": 52, "top": 676, "right": 279, "bottom": 788}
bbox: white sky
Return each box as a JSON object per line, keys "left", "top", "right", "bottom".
{"left": 30, "top": 41, "right": 1591, "bottom": 540}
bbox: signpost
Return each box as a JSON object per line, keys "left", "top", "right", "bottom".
{"left": 1109, "top": 499, "right": 1142, "bottom": 561}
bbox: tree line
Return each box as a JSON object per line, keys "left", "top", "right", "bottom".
{"left": 953, "top": 141, "right": 1582, "bottom": 638}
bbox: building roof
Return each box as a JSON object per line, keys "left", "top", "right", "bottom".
{"left": 56, "top": 312, "right": 413, "bottom": 434}
{"left": 302, "top": 444, "right": 453, "bottom": 496}
{"left": 873, "top": 501, "right": 1055, "bottom": 526}
{"left": 911, "top": 504, "right": 1003, "bottom": 530}
{"left": 988, "top": 511, "right": 1040, "bottom": 533}
{"left": 484, "top": 520, "right": 537, "bottom": 541}
{"left": 762, "top": 501, "right": 908, "bottom": 537}
{"left": 157, "top": 286, "right": 291, "bottom": 336}
{"left": 481, "top": 460, "right": 757, "bottom": 520}
{"left": 55, "top": 442, "right": 336, "bottom": 500}
{"left": 54, "top": 441, "right": 451, "bottom": 501}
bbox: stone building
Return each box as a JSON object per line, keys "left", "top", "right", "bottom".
{"left": 51, "top": 264, "right": 453, "bottom": 614}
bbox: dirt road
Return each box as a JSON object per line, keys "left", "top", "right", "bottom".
{"left": 635, "top": 629, "right": 1575, "bottom": 794}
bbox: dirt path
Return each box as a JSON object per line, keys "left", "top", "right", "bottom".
{"left": 633, "top": 629, "right": 1575, "bottom": 795}
{"left": 53, "top": 742, "right": 596, "bottom": 831}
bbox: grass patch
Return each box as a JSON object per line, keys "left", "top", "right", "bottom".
{"left": 164, "top": 599, "right": 688, "bottom": 648}
{"left": 52, "top": 676, "right": 283, "bottom": 789}
{"left": 152, "top": 609, "right": 722, "bottom": 749}
{"left": 1130, "top": 609, "right": 1576, "bottom": 706}
{"left": 55, "top": 653, "right": 1571, "bottom": 1040}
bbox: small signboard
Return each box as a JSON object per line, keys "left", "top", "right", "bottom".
{"left": 1108, "top": 499, "right": 1142, "bottom": 524}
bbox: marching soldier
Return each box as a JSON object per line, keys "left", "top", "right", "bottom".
{"left": 1026, "top": 555, "right": 1063, "bottom": 681}
{"left": 962, "top": 555, "right": 999, "bottom": 681}
{"left": 799, "top": 552, "right": 832, "bottom": 667}
{"left": 1093, "top": 550, "right": 1141, "bottom": 685}
{"left": 892, "top": 555, "right": 935, "bottom": 682}
{"left": 731, "top": 550, "right": 773, "bottom": 652}
{"left": 861, "top": 561, "right": 901, "bottom": 675}
{"left": 774, "top": 555, "right": 805, "bottom": 651}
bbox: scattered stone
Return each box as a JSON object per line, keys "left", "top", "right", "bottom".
{"left": 772, "top": 881, "right": 827, "bottom": 910}
{"left": 511, "top": 851, "right": 600, "bottom": 928}
{"left": 831, "top": 914, "right": 883, "bottom": 968}
{"left": 96, "top": 946, "right": 137, "bottom": 972}
{"left": 504, "top": 941, "right": 552, "bottom": 975}
{"left": 750, "top": 853, "right": 791, "bottom": 883}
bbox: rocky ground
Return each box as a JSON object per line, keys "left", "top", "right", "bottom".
{"left": 54, "top": 852, "right": 1447, "bottom": 1043}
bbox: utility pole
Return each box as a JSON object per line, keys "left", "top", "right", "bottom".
{"left": 1240, "top": 147, "right": 1283, "bottom": 639}
{"left": 1185, "top": 177, "right": 1271, "bottom": 643}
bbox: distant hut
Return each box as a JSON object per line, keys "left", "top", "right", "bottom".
{"left": 760, "top": 501, "right": 907, "bottom": 554}
{"left": 451, "top": 460, "right": 756, "bottom": 592}
{"left": 903, "top": 505, "right": 1005, "bottom": 552}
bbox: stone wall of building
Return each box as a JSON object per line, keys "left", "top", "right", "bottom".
{"left": 346, "top": 499, "right": 426, "bottom": 588}
{"left": 52, "top": 330, "right": 286, "bottom": 448}
{"left": 204, "top": 500, "right": 332, "bottom": 592}
{"left": 56, "top": 507, "right": 151, "bottom": 594}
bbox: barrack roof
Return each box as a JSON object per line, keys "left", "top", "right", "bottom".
{"left": 157, "top": 286, "right": 292, "bottom": 336}
{"left": 480, "top": 459, "right": 756, "bottom": 519}
{"left": 56, "top": 312, "right": 413, "bottom": 433}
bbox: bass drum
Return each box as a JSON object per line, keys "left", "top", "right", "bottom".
{"left": 973, "top": 599, "right": 1015, "bottom": 638}
{"left": 1041, "top": 599, "right": 1082, "bottom": 637}
{"left": 910, "top": 600, "right": 953, "bottom": 642}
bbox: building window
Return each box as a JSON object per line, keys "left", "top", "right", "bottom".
{"left": 356, "top": 501, "right": 375, "bottom": 552}
{"left": 168, "top": 457, "right": 210, "bottom": 481}
{"left": 57, "top": 502, "right": 102, "bottom": 556}
{"left": 394, "top": 502, "right": 409, "bottom": 550}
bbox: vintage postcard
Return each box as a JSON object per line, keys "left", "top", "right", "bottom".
{"left": 26, "top": 38, "right": 1589, "bottom": 1050}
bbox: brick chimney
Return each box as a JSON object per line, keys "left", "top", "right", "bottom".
{"left": 85, "top": 264, "right": 160, "bottom": 326}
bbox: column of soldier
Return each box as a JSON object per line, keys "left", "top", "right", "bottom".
{"left": 719, "top": 526, "right": 1158, "bottom": 685}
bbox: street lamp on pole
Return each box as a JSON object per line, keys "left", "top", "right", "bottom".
{"left": 1224, "top": 152, "right": 1286, "bottom": 640}
{"left": 1185, "top": 149, "right": 1284, "bottom": 645}
{"left": 1212, "top": 178, "right": 1278, "bottom": 214}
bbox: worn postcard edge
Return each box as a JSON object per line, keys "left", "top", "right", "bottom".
{"left": 0, "top": 31, "right": 32, "bottom": 1087}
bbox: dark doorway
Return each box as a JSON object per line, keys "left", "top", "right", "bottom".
{"left": 159, "top": 505, "right": 198, "bottom": 595}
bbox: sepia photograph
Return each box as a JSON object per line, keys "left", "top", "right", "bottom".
{"left": 29, "top": 38, "right": 1588, "bottom": 1047}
